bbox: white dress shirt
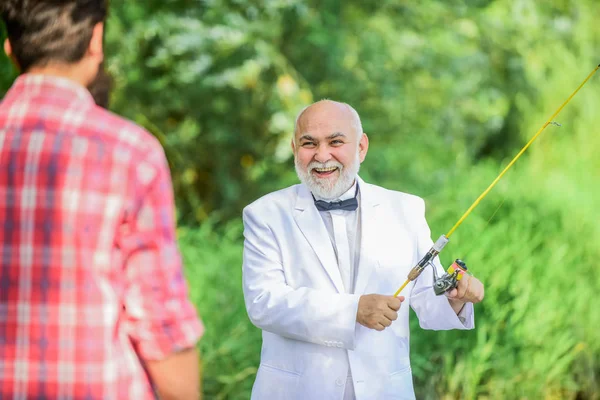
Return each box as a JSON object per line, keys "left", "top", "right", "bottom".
{"left": 313, "top": 180, "right": 361, "bottom": 399}
{"left": 314, "top": 180, "right": 361, "bottom": 294}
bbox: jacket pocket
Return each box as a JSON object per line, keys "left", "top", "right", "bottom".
{"left": 251, "top": 364, "right": 301, "bottom": 400}
{"left": 381, "top": 366, "right": 416, "bottom": 400}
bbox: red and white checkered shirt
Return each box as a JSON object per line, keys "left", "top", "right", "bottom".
{"left": 0, "top": 74, "right": 204, "bottom": 399}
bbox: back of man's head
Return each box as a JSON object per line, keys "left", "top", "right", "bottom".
{"left": 1, "top": 0, "right": 107, "bottom": 72}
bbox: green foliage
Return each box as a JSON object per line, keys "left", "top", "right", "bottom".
{"left": 2, "top": 0, "right": 600, "bottom": 398}
{"left": 407, "top": 160, "right": 600, "bottom": 399}
{"left": 174, "top": 2, "right": 600, "bottom": 397}
{"left": 181, "top": 155, "right": 600, "bottom": 399}
{"left": 101, "top": 0, "right": 599, "bottom": 224}
{"left": 178, "top": 222, "right": 261, "bottom": 400}
{"left": 103, "top": 1, "right": 312, "bottom": 223}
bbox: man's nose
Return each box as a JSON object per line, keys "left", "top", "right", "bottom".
{"left": 314, "top": 145, "right": 331, "bottom": 163}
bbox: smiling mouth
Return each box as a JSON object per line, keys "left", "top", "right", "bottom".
{"left": 312, "top": 166, "right": 339, "bottom": 177}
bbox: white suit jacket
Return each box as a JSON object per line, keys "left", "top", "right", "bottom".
{"left": 242, "top": 176, "right": 474, "bottom": 400}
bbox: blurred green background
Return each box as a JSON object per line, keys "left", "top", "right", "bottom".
{"left": 2, "top": 0, "right": 600, "bottom": 399}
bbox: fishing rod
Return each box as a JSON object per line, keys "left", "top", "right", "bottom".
{"left": 393, "top": 64, "right": 600, "bottom": 297}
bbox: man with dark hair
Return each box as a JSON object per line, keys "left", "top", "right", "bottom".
{"left": 0, "top": 1, "right": 204, "bottom": 399}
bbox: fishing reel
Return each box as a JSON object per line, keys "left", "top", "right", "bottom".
{"left": 433, "top": 259, "right": 469, "bottom": 296}
{"left": 394, "top": 235, "right": 472, "bottom": 297}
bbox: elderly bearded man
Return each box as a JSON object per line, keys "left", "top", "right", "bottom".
{"left": 241, "top": 100, "right": 485, "bottom": 400}
{"left": 243, "top": 101, "right": 483, "bottom": 400}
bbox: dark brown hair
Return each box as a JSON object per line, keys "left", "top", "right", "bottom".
{"left": 1, "top": 0, "right": 107, "bottom": 71}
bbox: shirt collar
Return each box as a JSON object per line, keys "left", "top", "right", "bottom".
{"left": 8, "top": 73, "right": 95, "bottom": 105}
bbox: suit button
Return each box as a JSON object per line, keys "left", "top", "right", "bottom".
{"left": 335, "top": 377, "right": 344, "bottom": 386}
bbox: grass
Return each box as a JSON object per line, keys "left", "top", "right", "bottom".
{"left": 178, "top": 221, "right": 261, "bottom": 400}
{"left": 177, "top": 152, "right": 600, "bottom": 399}
{"left": 178, "top": 54, "right": 600, "bottom": 400}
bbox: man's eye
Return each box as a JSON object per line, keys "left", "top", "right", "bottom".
{"left": 331, "top": 140, "right": 344, "bottom": 145}
{"left": 301, "top": 142, "right": 316, "bottom": 147}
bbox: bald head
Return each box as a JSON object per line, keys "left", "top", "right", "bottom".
{"left": 294, "top": 100, "right": 363, "bottom": 141}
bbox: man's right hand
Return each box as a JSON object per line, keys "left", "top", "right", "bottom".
{"left": 356, "top": 294, "right": 405, "bottom": 331}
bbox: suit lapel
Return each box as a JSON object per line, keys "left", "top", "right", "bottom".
{"left": 294, "top": 184, "right": 345, "bottom": 293}
{"left": 354, "top": 177, "right": 381, "bottom": 295}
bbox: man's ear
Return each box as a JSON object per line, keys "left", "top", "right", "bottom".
{"left": 88, "top": 22, "right": 104, "bottom": 62}
{"left": 291, "top": 138, "right": 296, "bottom": 153}
{"left": 4, "top": 38, "right": 12, "bottom": 58}
{"left": 4, "top": 38, "right": 21, "bottom": 71}
{"left": 358, "top": 132, "right": 369, "bottom": 163}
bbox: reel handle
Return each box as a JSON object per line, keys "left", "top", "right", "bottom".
{"left": 433, "top": 259, "right": 468, "bottom": 296}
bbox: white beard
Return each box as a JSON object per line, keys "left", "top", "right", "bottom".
{"left": 294, "top": 150, "right": 361, "bottom": 200}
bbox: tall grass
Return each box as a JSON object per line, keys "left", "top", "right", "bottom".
{"left": 408, "top": 160, "right": 600, "bottom": 399}
{"left": 179, "top": 152, "right": 600, "bottom": 399}
{"left": 178, "top": 92, "right": 600, "bottom": 400}
{"left": 178, "top": 222, "right": 261, "bottom": 400}
{"left": 178, "top": 32, "right": 600, "bottom": 400}
{"left": 407, "top": 55, "right": 600, "bottom": 398}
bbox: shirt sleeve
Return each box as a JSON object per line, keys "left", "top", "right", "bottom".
{"left": 118, "top": 145, "right": 204, "bottom": 361}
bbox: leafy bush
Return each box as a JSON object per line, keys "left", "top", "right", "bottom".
{"left": 180, "top": 151, "right": 600, "bottom": 399}
{"left": 3, "top": 0, "right": 600, "bottom": 398}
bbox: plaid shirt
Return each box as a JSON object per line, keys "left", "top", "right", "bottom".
{"left": 0, "top": 74, "right": 204, "bottom": 399}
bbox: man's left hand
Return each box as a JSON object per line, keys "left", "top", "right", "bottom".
{"left": 446, "top": 274, "right": 484, "bottom": 305}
